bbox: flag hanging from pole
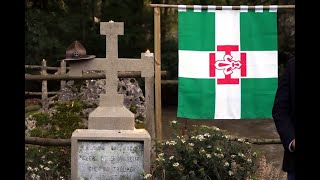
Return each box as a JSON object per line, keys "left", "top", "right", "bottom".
{"left": 177, "top": 6, "right": 278, "bottom": 119}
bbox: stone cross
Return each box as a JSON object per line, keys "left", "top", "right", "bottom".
{"left": 68, "top": 22, "right": 154, "bottom": 130}
{"left": 68, "top": 22, "right": 153, "bottom": 106}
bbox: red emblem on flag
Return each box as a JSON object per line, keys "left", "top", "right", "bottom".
{"left": 209, "top": 45, "right": 247, "bottom": 84}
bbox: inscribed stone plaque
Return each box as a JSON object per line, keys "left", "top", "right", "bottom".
{"left": 77, "top": 141, "right": 144, "bottom": 180}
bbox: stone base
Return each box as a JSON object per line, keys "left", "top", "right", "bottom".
{"left": 71, "top": 129, "right": 151, "bottom": 180}
{"left": 88, "top": 106, "right": 135, "bottom": 130}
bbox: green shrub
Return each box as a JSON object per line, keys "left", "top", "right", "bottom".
{"left": 152, "top": 121, "right": 259, "bottom": 180}
{"left": 26, "top": 101, "right": 86, "bottom": 180}
{"left": 29, "top": 101, "right": 86, "bottom": 138}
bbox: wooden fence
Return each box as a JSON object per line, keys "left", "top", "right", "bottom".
{"left": 25, "top": 59, "right": 172, "bottom": 142}
{"left": 25, "top": 60, "right": 281, "bottom": 146}
{"left": 25, "top": 59, "right": 174, "bottom": 108}
{"left": 25, "top": 59, "right": 68, "bottom": 109}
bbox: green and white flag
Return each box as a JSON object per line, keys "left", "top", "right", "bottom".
{"left": 177, "top": 6, "right": 278, "bottom": 119}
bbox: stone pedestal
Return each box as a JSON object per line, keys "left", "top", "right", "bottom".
{"left": 88, "top": 106, "right": 135, "bottom": 130}
{"left": 71, "top": 129, "right": 151, "bottom": 180}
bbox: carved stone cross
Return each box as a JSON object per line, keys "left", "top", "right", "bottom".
{"left": 68, "top": 22, "right": 154, "bottom": 130}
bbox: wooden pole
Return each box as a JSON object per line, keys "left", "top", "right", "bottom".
{"left": 25, "top": 65, "right": 68, "bottom": 70}
{"left": 145, "top": 77, "right": 155, "bottom": 140}
{"left": 149, "top": 4, "right": 295, "bottom": 9}
{"left": 60, "top": 60, "right": 67, "bottom": 90}
{"left": 25, "top": 137, "right": 71, "bottom": 146}
{"left": 154, "top": 7, "right": 162, "bottom": 142}
{"left": 145, "top": 77, "right": 156, "bottom": 159}
{"left": 41, "top": 59, "right": 48, "bottom": 110}
{"left": 25, "top": 91, "right": 59, "bottom": 96}
{"left": 25, "top": 71, "right": 167, "bottom": 81}
{"left": 25, "top": 136, "right": 281, "bottom": 146}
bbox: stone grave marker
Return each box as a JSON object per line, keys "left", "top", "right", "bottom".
{"left": 69, "top": 21, "right": 154, "bottom": 180}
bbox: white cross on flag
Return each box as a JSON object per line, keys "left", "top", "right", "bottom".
{"left": 177, "top": 6, "right": 278, "bottom": 119}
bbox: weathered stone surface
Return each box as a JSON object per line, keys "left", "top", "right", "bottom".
{"left": 71, "top": 129, "right": 151, "bottom": 180}
{"left": 77, "top": 141, "right": 144, "bottom": 180}
{"left": 58, "top": 76, "right": 146, "bottom": 122}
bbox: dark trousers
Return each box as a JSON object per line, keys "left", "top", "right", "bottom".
{"left": 287, "top": 172, "right": 295, "bottom": 180}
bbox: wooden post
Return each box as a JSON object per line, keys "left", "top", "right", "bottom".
{"left": 145, "top": 77, "right": 156, "bottom": 158}
{"left": 154, "top": 7, "right": 162, "bottom": 142}
{"left": 60, "top": 60, "right": 67, "bottom": 90}
{"left": 145, "top": 77, "right": 155, "bottom": 140}
{"left": 41, "top": 59, "right": 48, "bottom": 110}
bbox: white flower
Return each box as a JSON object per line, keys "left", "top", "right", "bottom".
{"left": 27, "top": 167, "right": 33, "bottom": 171}
{"left": 207, "top": 145, "right": 212, "bottom": 148}
{"left": 245, "top": 142, "right": 250, "bottom": 144}
{"left": 228, "top": 170, "right": 233, "bottom": 176}
{"left": 252, "top": 152, "right": 257, "bottom": 156}
{"left": 40, "top": 165, "right": 44, "bottom": 169}
{"left": 231, "top": 155, "right": 236, "bottom": 158}
{"left": 44, "top": 167, "right": 50, "bottom": 171}
{"left": 204, "top": 133, "right": 211, "bottom": 137}
{"left": 156, "top": 153, "right": 165, "bottom": 161}
{"left": 181, "top": 139, "right": 186, "bottom": 143}
{"left": 144, "top": 174, "right": 152, "bottom": 179}
{"left": 247, "top": 158, "right": 252, "bottom": 163}
{"left": 31, "top": 174, "right": 36, "bottom": 178}
{"left": 224, "top": 162, "right": 230, "bottom": 167}
{"left": 188, "top": 143, "right": 194, "bottom": 146}
{"left": 197, "top": 135, "right": 205, "bottom": 141}
{"left": 34, "top": 167, "right": 39, "bottom": 171}
{"left": 59, "top": 176, "right": 64, "bottom": 179}
{"left": 47, "top": 161, "right": 53, "bottom": 164}
{"left": 41, "top": 155, "right": 45, "bottom": 159}
{"left": 216, "top": 148, "right": 222, "bottom": 152}
{"left": 237, "top": 138, "right": 245, "bottom": 143}
{"left": 171, "top": 120, "right": 177, "bottom": 124}
{"left": 206, "top": 154, "right": 212, "bottom": 159}
{"left": 238, "top": 153, "right": 245, "bottom": 158}
{"left": 169, "top": 156, "right": 174, "bottom": 160}
{"left": 214, "top": 153, "right": 224, "bottom": 158}
{"left": 173, "top": 162, "right": 179, "bottom": 167}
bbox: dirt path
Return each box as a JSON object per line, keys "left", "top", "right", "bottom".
{"left": 162, "top": 106, "right": 285, "bottom": 176}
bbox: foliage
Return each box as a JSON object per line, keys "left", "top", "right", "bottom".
{"left": 151, "top": 121, "right": 259, "bottom": 180}
{"left": 29, "top": 101, "right": 86, "bottom": 138}
{"left": 25, "top": 145, "right": 70, "bottom": 180}
{"left": 25, "top": 101, "right": 87, "bottom": 179}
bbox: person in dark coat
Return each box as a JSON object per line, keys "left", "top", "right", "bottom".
{"left": 272, "top": 56, "right": 295, "bottom": 180}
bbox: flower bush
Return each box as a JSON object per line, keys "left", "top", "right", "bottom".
{"left": 25, "top": 101, "right": 86, "bottom": 180}
{"left": 151, "top": 121, "right": 259, "bottom": 180}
